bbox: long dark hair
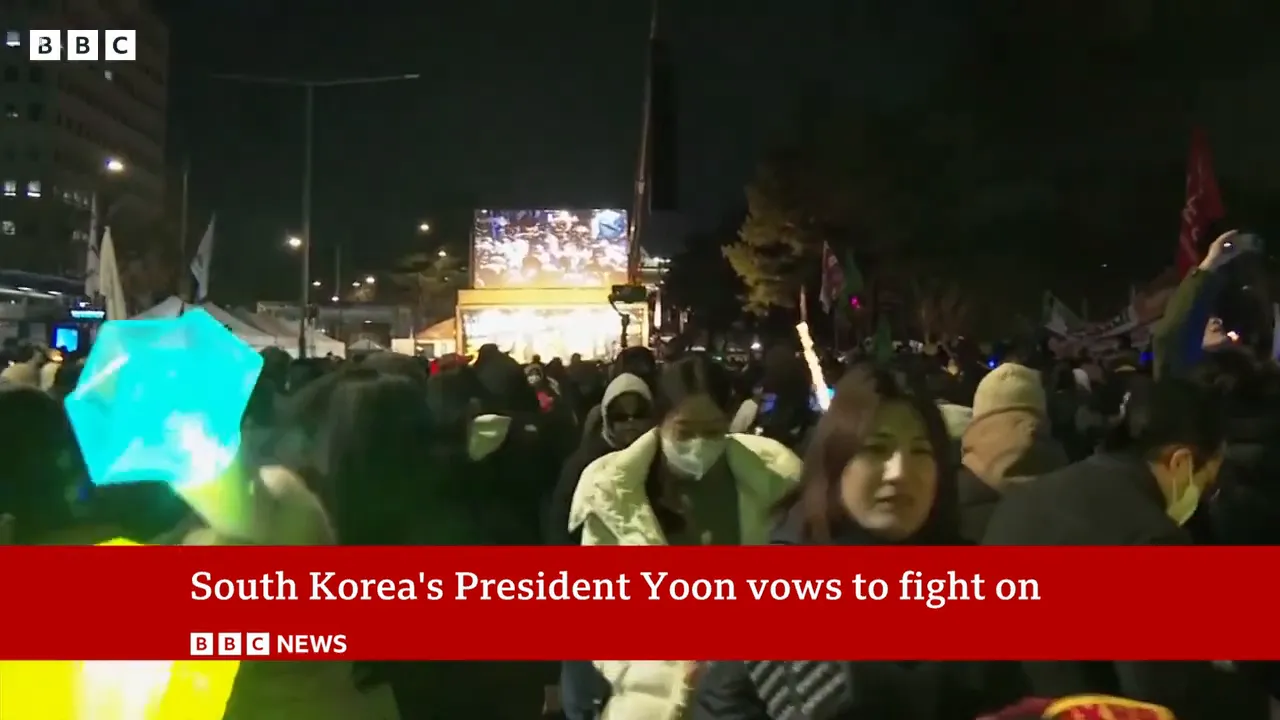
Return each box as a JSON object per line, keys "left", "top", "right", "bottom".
{"left": 270, "top": 367, "right": 433, "bottom": 545}
{"left": 779, "top": 364, "right": 956, "bottom": 543}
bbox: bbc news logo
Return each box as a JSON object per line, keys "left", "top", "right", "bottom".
{"left": 189, "top": 632, "right": 348, "bottom": 657}
{"left": 28, "top": 30, "right": 136, "bottom": 62}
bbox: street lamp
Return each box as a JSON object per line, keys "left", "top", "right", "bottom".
{"left": 311, "top": 280, "right": 321, "bottom": 287}
{"left": 418, "top": 222, "right": 431, "bottom": 233}
{"left": 364, "top": 275, "right": 375, "bottom": 284}
{"left": 330, "top": 295, "right": 339, "bottom": 303}
{"left": 437, "top": 249, "right": 448, "bottom": 258}
{"left": 88, "top": 156, "right": 127, "bottom": 291}
{"left": 286, "top": 235, "right": 303, "bottom": 249}
{"left": 351, "top": 281, "right": 361, "bottom": 288}
{"left": 211, "top": 70, "right": 420, "bottom": 357}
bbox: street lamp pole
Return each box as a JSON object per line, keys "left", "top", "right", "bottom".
{"left": 210, "top": 71, "right": 419, "bottom": 357}
{"left": 300, "top": 84, "right": 314, "bottom": 358}
{"left": 178, "top": 157, "right": 190, "bottom": 300}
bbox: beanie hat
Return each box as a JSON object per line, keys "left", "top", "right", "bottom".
{"left": 971, "top": 362, "right": 1046, "bottom": 421}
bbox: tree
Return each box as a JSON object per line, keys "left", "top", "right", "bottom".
{"left": 390, "top": 251, "right": 467, "bottom": 324}
{"left": 663, "top": 223, "right": 746, "bottom": 335}
{"left": 910, "top": 275, "right": 970, "bottom": 344}
{"left": 723, "top": 160, "right": 809, "bottom": 314}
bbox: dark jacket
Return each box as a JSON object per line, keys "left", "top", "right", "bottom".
{"left": 1151, "top": 267, "right": 1219, "bottom": 381}
{"left": 982, "top": 453, "right": 1270, "bottom": 720}
{"left": 955, "top": 468, "right": 1003, "bottom": 545}
{"left": 956, "top": 409, "right": 1068, "bottom": 543}
{"left": 692, "top": 505, "right": 1026, "bottom": 720}
{"left": 546, "top": 429, "right": 615, "bottom": 545}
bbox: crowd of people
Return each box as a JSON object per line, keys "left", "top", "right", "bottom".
{"left": 1, "top": 230, "right": 1278, "bottom": 719}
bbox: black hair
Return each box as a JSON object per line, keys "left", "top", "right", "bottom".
{"left": 51, "top": 360, "right": 84, "bottom": 400}
{"left": 653, "top": 353, "right": 733, "bottom": 422}
{"left": 426, "top": 364, "right": 491, "bottom": 444}
{"left": 271, "top": 367, "right": 433, "bottom": 545}
{"left": 285, "top": 358, "right": 330, "bottom": 394}
{"left": 0, "top": 385, "right": 80, "bottom": 541}
{"left": 611, "top": 346, "right": 657, "bottom": 383}
{"left": 10, "top": 342, "right": 43, "bottom": 364}
{"left": 1111, "top": 377, "right": 1224, "bottom": 468}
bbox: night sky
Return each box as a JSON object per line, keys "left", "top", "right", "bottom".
{"left": 154, "top": 0, "right": 974, "bottom": 302}
{"left": 156, "top": 0, "right": 1280, "bottom": 304}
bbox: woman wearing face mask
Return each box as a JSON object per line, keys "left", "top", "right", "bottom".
{"left": 568, "top": 354, "right": 801, "bottom": 720}
{"left": 548, "top": 372, "right": 655, "bottom": 547}
{"left": 984, "top": 377, "right": 1271, "bottom": 720}
{"left": 692, "top": 365, "right": 1027, "bottom": 720}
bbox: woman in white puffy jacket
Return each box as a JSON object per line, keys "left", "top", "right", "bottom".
{"left": 569, "top": 355, "right": 801, "bottom": 720}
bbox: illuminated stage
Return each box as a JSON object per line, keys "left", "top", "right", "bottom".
{"left": 457, "top": 208, "right": 647, "bottom": 363}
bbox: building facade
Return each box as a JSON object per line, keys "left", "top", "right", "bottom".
{"left": 0, "top": 0, "right": 167, "bottom": 276}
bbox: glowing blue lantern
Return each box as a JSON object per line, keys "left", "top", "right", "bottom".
{"left": 65, "top": 308, "right": 264, "bottom": 488}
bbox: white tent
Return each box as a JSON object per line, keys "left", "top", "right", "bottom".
{"left": 131, "top": 296, "right": 282, "bottom": 351}
{"left": 347, "top": 338, "right": 385, "bottom": 352}
{"left": 228, "top": 308, "right": 345, "bottom": 358}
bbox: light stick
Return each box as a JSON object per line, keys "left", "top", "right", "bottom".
{"left": 795, "top": 322, "right": 831, "bottom": 412}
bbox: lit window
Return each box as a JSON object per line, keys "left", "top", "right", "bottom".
{"left": 2, "top": 180, "right": 14, "bottom": 197}
{"left": 1, "top": 221, "right": 14, "bottom": 236}
{"left": 26, "top": 181, "right": 40, "bottom": 198}
{"left": 4, "top": 31, "right": 18, "bottom": 48}
{"left": 3, "top": 105, "right": 16, "bottom": 120}
{"left": 104, "top": 70, "right": 113, "bottom": 81}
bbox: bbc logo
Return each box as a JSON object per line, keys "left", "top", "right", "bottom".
{"left": 189, "top": 632, "right": 271, "bottom": 657}
{"left": 28, "top": 30, "right": 136, "bottom": 62}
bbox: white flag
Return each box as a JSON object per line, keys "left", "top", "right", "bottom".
{"left": 84, "top": 194, "right": 101, "bottom": 297}
{"left": 99, "top": 227, "right": 129, "bottom": 321}
{"left": 189, "top": 214, "right": 215, "bottom": 301}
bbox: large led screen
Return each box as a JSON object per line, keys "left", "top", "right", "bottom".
{"left": 471, "top": 209, "right": 629, "bottom": 289}
{"left": 460, "top": 305, "right": 646, "bottom": 363}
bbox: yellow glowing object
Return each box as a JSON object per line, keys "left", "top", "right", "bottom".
{"left": 0, "top": 539, "right": 240, "bottom": 720}
{"left": 461, "top": 305, "right": 646, "bottom": 362}
{"left": 795, "top": 322, "right": 831, "bottom": 412}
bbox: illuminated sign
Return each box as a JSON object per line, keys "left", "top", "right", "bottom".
{"left": 460, "top": 305, "right": 645, "bottom": 363}
{"left": 471, "top": 209, "right": 628, "bottom": 290}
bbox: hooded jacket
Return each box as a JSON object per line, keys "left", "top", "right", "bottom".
{"left": 570, "top": 429, "right": 801, "bottom": 720}
{"left": 548, "top": 374, "right": 653, "bottom": 545}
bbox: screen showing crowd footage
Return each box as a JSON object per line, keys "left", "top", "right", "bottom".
{"left": 471, "top": 209, "right": 629, "bottom": 289}
{"left": 460, "top": 305, "right": 646, "bottom": 363}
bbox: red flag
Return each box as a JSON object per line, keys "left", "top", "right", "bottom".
{"left": 1176, "top": 127, "right": 1224, "bottom": 277}
{"left": 819, "top": 242, "right": 844, "bottom": 313}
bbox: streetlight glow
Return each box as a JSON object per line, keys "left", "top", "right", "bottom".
{"left": 364, "top": 275, "right": 375, "bottom": 284}
{"left": 311, "top": 280, "right": 321, "bottom": 287}
{"left": 286, "top": 236, "right": 303, "bottom": 249}
{"left": 437, "top": 249, "right": 447, "bottom": 258}
{"left": 351, "top": 281, "right": 361, "bottom": 288}
{"left": 330, "top": 295, "right": 340, "bottom": 302}
{"left": 418, "top": 222, "right": 431, "bottom": 233}
{"left": 105, "top": 158, "right": 125, "bottom": 173}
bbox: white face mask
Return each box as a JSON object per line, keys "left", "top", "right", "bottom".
{"left": 1167, "top": 463, "right": 1202, "bottom": 526}
{"left": 662, "top": 437, "right": 727, "bottom": 479}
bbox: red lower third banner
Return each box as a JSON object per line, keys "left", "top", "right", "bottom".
{"left": 0, "top": 545, "right": 1276, "bottom": 661}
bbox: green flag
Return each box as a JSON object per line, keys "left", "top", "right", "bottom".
{"left": 872, "top": 315, "right": 893, "bottom": 363}
{"left": 842, "top": 250, "right": 864, "bottom": 296}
